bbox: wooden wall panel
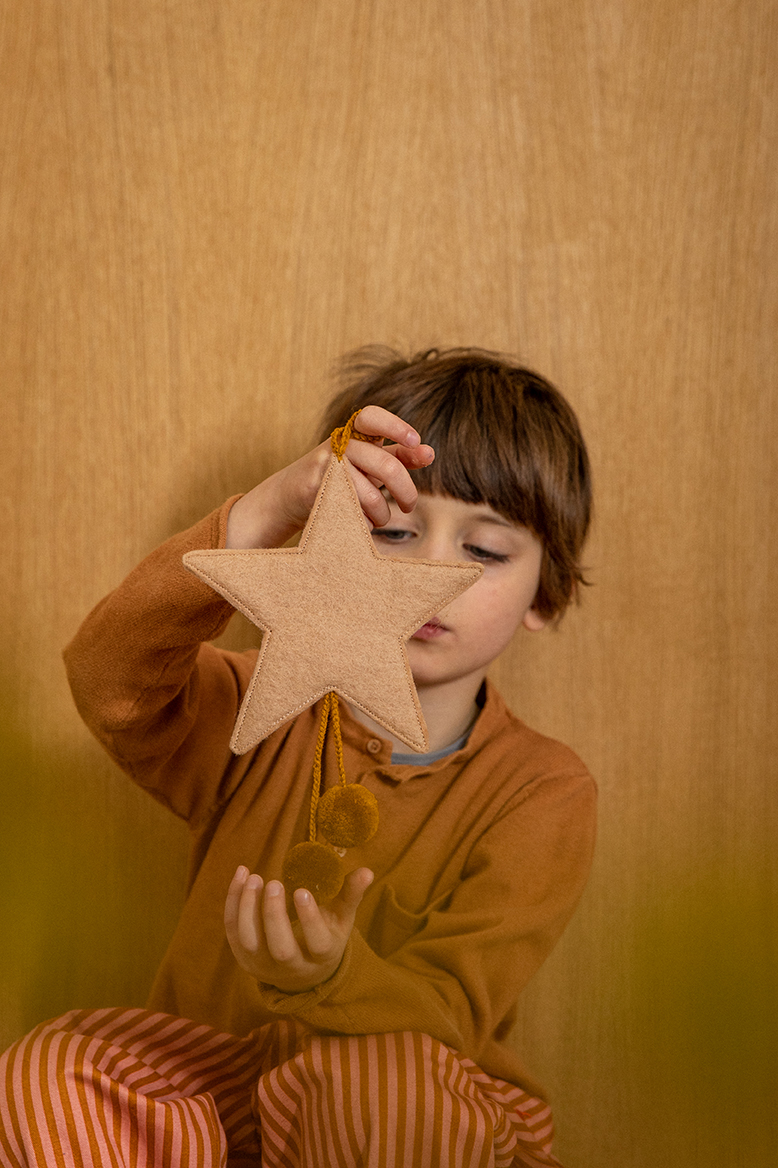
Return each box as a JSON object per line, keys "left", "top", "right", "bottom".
{"left": 1, "top": 2, "right": 775, "bottom": 1164}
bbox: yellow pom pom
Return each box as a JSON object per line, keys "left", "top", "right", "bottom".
{"left": 281, "top": 841, "right": 344, "bottom": 901}
{"left": 318, "top": 784, "right": 379, "bottom": 848}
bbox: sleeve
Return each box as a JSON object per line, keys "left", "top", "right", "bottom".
{"left": 62, "top": 497, "right": 259, "bottom": 826}
{"left": 254, "top": 768, "right": 597, "bottom": 1062}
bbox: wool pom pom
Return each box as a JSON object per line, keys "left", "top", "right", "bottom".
{"left": 318, "top": 784, "right": 379, "bottom": 848}
{"left": 281, "top": 841, "right": 344, "bottom": 901}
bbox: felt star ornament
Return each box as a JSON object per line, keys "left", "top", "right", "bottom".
{"left": 184, "top": 443, "right": 482, "bottom": 756}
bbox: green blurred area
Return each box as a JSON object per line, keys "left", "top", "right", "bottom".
{"left": 2, "top": 701, "right": 776, "bottom": 1164}
{"left": 628, "top": 863, "right": 778, "bottom": 1163}
{"left": 0, "top": 702, "right": 188, "bottom": 1052}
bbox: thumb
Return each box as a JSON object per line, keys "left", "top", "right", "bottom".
{"left": 335, "top": 867, "right": 374, "bottom": 921}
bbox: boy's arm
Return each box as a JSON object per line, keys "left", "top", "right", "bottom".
{"left": 62, "top": 499, "right": 258, "bottom": 823}
{"left": 244, "top": 768, "right": 596, "bottom": 1063}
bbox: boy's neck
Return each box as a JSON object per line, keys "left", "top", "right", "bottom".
{"left": 348, "top": 671, "right": 486, "bottom": 755}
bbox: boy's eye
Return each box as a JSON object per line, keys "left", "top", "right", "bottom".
{"left": 464, "top": 543, "right": 510, "bottom": 563}
{"left": 372, "top": 528, "right": 413, "bottom": 543}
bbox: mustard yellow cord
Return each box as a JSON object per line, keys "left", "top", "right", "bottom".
{"left": 330, "top": 410, "right": 383, "bottom": 460}
{"left": 309, "top": 694, "right": 330, "bottom": 842}
{"left": 308, "top": 691, "right": 348, "bottom": 842}
{"left": 330, "top": 693, "right": 346, "bottom": 788}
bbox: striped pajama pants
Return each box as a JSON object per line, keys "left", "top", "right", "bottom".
{"left": 0, "top": 1009, "right": 560, "bottom": 1168}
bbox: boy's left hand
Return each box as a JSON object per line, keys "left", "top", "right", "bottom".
{"left": 224, "top": 864, "right": 374, "bottom": 993}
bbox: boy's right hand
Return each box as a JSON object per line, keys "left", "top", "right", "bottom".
{"left": 225, "top": 405, "right": 435, "bottom": 550}
{"left": 224, "top": 864, "right": 374, "bottom": 994}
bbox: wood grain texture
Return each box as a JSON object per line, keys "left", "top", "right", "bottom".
{"left": 1, "top": 2, "right": 776, "bottom": 1164}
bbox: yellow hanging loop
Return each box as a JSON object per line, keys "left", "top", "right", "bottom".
{"left": 330, "top": 411, "right": 384, "bottom": 461}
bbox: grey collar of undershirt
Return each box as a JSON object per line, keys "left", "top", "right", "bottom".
{"left": 390, "top": 726, "right": 473, "bottom": 767}
{"left": 387, "top": 683, "right": 485, "bottom": 767}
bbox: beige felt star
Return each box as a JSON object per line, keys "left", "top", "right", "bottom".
{"left": 184, "top": 454, "right": 482, "bottom": 754}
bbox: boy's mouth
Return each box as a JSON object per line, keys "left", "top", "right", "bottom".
{"left": 411, "top": 617, "right": 447, "bottom": 641}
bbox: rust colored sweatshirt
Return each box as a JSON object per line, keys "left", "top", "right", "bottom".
{"left": 63, "top": 499, "right": 596, "bottom": 1097}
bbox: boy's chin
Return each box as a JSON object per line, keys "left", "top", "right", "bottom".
{"left": 408, "top": 657, "right": 463, "bottom": 690}
{"left": 408, "top": 660, "right": 443, "bottom": 688}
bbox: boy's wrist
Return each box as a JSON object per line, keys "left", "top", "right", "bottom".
{"left": 258, "top": 959, "right": 339, "bottom": 995}
{"left": 225, "top": 473, "right": 300, "bottom": 549}
{"left": 255, "top": 937, "right": 355, "bottom": 1012}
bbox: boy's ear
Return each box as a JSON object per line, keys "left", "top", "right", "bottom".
{"left": 522, "top": 606, "right": 547, "bottom": 632}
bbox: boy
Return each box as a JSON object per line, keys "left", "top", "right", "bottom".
{"left": 0, "top": 348, "right": 595, "bottom": 1168}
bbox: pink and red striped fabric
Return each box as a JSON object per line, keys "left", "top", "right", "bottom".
{"left": 0, "top": 1008, "right": 560, "bottom": 1167}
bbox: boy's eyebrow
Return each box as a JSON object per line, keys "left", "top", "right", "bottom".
{"left": 383, "top": 496, "right": 528, "bottom": 533}
{"left": 467, "top": 512, "right": 517, "bottom": 529}
{"left": 468, "top": 512, "right": 538, "bottom": 538}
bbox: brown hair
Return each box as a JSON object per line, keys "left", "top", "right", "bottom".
{"left": 319, "top": 346, "right": 592, "bottom": 619}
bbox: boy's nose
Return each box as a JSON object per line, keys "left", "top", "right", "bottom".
{"left": 408, "top": 532, "right": 457, "bottom": 562}
{"left": 414, "top": 534, "right": 457, "bottom": 563}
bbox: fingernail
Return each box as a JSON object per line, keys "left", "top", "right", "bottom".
{"left": 265, "top": 881, "right": 282, "bottom": 897}
{"left": 296, "top": 889, "right": 310, "bottom": 905}
{"left": 406, "top": 430, "right": 420, "bottom": 446}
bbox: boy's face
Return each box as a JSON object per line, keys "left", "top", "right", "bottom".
{"left": 371, "top": 492, "right": 546, "bottom": 690}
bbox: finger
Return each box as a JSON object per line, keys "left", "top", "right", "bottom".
{"left": 360, "top": 443, "right": 435, "bottom": 493}
{"left": 262, "top": 880, "right": 303, "bottom": 964}
{"left": 346, "top": 439, "right": 434, "bottom": 481}
{"left": 237, "top": 873, "right": 264, "bottom": 953}
{"left": 330, "top": 868, "right": 374, "bottom": 926}
{"left": 383, "top": 442, "right": 436, "bottom": 470}
{"left": 354, "top": 482, "right": 392, "bottom": 528}
{"left": 293, "top": 888, "right": 336, "bottom": 957}
{"left": 224, "top": 865, "right": 249, "bottom": 948}
{"left": 350, "top": 406, "right": 421, "bottom": 449}
{"left": 344, "top": 443, "right": 433, "bottom": 520}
